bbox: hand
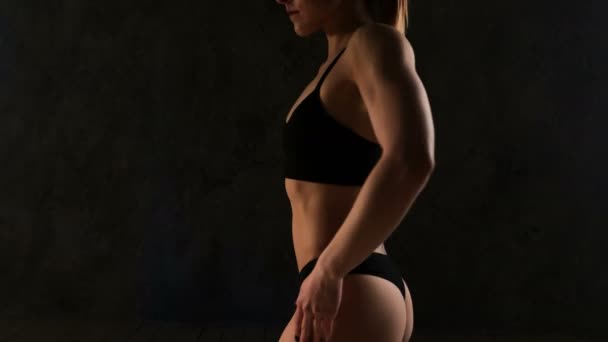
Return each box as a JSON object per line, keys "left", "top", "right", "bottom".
{"left": 294, "top": 264, "right": 343, "bottom": 342}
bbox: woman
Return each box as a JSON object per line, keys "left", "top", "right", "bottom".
{"left": 276, "top": 0, "right": 435, "bottom": 341}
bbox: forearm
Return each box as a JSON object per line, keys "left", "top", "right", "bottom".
{"left": 316, "top": 155, "right": 433, "bottom": 279}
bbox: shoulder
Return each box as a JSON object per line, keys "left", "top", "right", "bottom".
{"left": 349, "top": 22, "right": 415, "bottom": 71}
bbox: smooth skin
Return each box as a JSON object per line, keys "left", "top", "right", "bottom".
{"left": 276, "top": 1, "right": 434, "bottom": 341}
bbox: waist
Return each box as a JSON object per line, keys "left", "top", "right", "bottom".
{"left": 285, "top": 178, "right": 386, "bottom": 270}
{"left": 290, "top": 218, "right": 387, "bottom": 272}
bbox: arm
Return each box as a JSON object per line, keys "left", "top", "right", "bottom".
{"left": 316, "top": 24, "right": 435, "bottom": 279}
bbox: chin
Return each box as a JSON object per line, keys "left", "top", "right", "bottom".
{"left": 293, "top": 25, "right": 317, "bottom": 37}
{"left": 295, "top": 29, "right": 315, "bottom": 37}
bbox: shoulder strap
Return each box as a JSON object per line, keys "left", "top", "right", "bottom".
{"left": 316, "top": 47, "right": 347, "bottom": 91}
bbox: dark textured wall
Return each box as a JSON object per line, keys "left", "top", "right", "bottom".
{"left": 0, "top": 0, "right": 606, "bottom": 337}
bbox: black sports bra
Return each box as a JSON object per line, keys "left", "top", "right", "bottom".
{"left": 283, "top": 46, "right": 382, "bottom": 186}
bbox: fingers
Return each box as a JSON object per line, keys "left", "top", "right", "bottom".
{"left": 319, "top": 317, "right": 329, "bottom": 341}
{"left": 296, "top": 305, "right": 335, "bottom": 342}
{"left": 294, "top": 303, "right": 315, "bottom": 342}
{"left": 319, "top": 315, "right": 334, "bottom": 342}
{"left": 313, "top": 317, "right": 323, "bottom": 342}
{"left": 293, "top": 305, "right": 302, "bottom": 340}
{"left": 325, "top": 317, "right": 335, "bottom": 341}
{"left": 301, "top": 309, "right": 314, "bottom": 342}
{"left": 311, "top": 313, "right": 334, "bottom": 342}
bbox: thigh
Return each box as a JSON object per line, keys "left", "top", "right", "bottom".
{"left": 278, "top": 310, "right": 297, "bottom": 342}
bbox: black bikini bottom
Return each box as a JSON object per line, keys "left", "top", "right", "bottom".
{"left": 297, "top": 252, "right": 405, "bottom": 299}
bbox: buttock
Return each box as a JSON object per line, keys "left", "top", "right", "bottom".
{"left": 298, "top": 252, "right": 406, "bottom": 300}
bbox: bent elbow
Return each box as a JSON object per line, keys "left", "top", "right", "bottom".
{"left": 395, "top": 156, "right": 435, "bottom": 182}
{"left": 408, "top": 156, "right": 434, "bottom": 183}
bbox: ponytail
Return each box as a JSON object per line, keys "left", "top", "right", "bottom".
{"left": 364, "top": 0, "right": 409, "bottom": 35}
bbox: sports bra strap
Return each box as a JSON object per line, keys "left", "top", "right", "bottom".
{"left": 315, "top": 47, "right": 347, "bottom": 91}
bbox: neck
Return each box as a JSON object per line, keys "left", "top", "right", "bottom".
{"left": 322, "top": 0, "right": 374, "bottom": 62}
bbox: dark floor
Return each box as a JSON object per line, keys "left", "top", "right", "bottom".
{"left": 0, "top": 317, "right": 600, "bottom": 342}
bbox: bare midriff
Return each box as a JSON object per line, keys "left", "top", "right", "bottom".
{"left": 284, "top": 178, "right": 387, "bottom": 273}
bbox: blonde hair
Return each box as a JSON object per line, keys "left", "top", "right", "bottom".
{"left": 364, "top": 0, "right": 409, "bottom": 34}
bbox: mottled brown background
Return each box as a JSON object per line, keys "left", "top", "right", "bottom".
{"left": 0, "top": 0, "right": 606, "bottom": 338}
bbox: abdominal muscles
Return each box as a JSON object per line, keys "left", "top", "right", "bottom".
{"left": 285, "top": 179, "right": 386, "bottom": 271}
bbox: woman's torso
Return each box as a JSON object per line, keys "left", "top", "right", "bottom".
{"left": 283, "top": 45, "right": 387, "bottom": 272}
